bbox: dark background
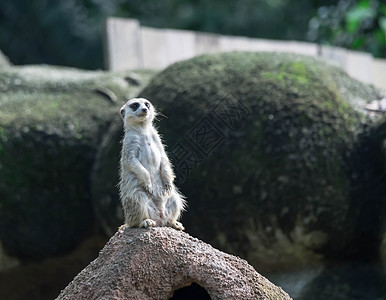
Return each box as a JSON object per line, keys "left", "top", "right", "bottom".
{"left": 0, "top": 0, "right": 384, "bottom": 70}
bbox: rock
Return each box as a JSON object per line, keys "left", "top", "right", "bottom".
{"left": 90, "top": 120, "right": 124, "bottom": 236}
{"left": 139, "top": 52, "right": 383, "bottom": 268}
{"left": 365, "top": 97, "right": 386, "bottom": 113}
{"left": 0, "top": 49, "right": 11, "bottom": 68}
{"left": 347, "top": 116, "right": 386, "bottom": 260}
{"left": 363, "top": 117, "right": 386, "bottom": 265}
{"left": 0, "top": 241, "right": 19, "bottom": 271}
{"left": 297, "top": 262, "right": 386, "bottom": 300}
{"left": 0, "top": 235, "right": 107, "bottom": 300}
{"left": 55, "top": 227, "right": 292, "bottom": 300}
{"left": 0, "top": 65, "right": 156, "bottom": 260}
{"left": 92, "top": 52, "right": 383, "bottom": 271}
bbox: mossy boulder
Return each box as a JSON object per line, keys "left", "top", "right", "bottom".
{"left": 365, "top": 117, "right": 386, "bottom": 265}
{"left": 138, "top": 52, "right": 383, "bottom": 269}
{"left": 90, "top": 120, "right": 124, "bottom": 236}
{"left": 347, "top": 115, "right": 386, "bottom": 261}
{"left": 0, "top": 65, "right": 156, "bottom": 260}
{"left": 297, "top": 262, "right": 386, "bottom": 300}
{"left": 94, "top": 52, "right": 382, "bottom": 271}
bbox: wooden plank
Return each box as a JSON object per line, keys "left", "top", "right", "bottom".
{"left": 103, "top": 17, "right": 385, "bottom": 91}
{"left": 373, "top": 58, "right": 386, "bottom": 91}
{"left": 141, "top": 27, "right": 196, "bottom": 69}
{"left": 104, "top": 17, "right": 142, "bottom": 71}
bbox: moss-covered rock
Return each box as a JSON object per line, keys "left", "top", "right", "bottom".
{"left": 90, "top": 120, "right": 123, "bottom": 236}
{"left": 297, "top": 262, "right": 386, "bottom": 300}
{"left": 378, "top": 119, "right": 386, "bottom": 267}
{"left": 139, "top": 52, "right": 383, "bottom": 270}
{"left": 346, "top": 116, "right": 386, "bottom": 261}
{"left": 94, "top": 52, "right": 382, "bottom": 271}
{"left": 0, "top": 65, "right": 156, "bottom": 260}
{"left": 364, "top": 117, "right": 386, "bottom": 265}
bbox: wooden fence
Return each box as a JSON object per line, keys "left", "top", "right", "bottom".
{"left": 104, "top": 17, "right": 386, "bottom": 91}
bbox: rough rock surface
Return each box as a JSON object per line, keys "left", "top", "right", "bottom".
{"left": 56, "top": 227, "right": 292, "bottom": 300}
{"left": 92, "top": 52, "right": 383, "bottom": 271}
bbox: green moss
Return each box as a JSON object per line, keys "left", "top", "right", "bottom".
{"left": 263, "top": 61, "right": 309, "bottom": 85}
{"left": 288, "top": 61, "right": 307, "bottom": 75}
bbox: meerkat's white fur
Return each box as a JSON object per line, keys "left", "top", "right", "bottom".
{"left": 119, "top": 98, "right": 186, "bottom": 230}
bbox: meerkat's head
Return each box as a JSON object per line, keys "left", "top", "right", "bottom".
{"left": 120, "top": 98, "right": 155, "bottom": 128}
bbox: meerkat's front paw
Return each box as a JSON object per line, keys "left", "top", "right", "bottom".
{"left": 167, "top": 220, "right": 185, "bottom": 231}
{"left": 139, "top": 219, "right": 156, "bottom": 228}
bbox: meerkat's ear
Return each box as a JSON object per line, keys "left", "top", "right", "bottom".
{"left": 120, "top": 107, "right": 125, "bottom": 119}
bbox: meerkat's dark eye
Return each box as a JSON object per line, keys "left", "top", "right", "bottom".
{"left": 129, "top": 102, "right": 139, "bottom": 111}
{"left": 145, "top": 102, "right": 150, "bottom": 108}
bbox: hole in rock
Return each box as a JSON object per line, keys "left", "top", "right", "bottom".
{"left": 170, "top": 282, "right": 211, "bottom": 300}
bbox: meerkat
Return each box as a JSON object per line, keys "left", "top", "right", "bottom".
{"left": 119, "top": 98, "right": 186, "bottom": 230}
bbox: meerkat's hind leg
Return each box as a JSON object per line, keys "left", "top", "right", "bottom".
{"left": 118, "top": 224, "right": 127, "bottom": 232}
{"left": 164, "top": 192, "right": 186, "bottom": 231}
{"left": 139, "top": 219, "right": 156, "bottom": 228}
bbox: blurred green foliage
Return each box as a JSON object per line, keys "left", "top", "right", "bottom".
{"left": 308, "top": 0, "right": 386, "bottom": 57}
{"left": 1, "top": 0, "right": 384, "bottom": 70}
{"left": 0, "top": 0, "right": 122, "bottom": 69}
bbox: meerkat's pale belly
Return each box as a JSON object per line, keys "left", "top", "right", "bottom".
{"left": 138, "top": 138, "right": 163, "bottom": 196}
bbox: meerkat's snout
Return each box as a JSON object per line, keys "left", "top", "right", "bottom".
{"left": 138, "top": 105, "right": 150, "bottom": 118}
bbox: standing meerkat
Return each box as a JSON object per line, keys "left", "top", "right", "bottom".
{"left": 119, "top": 97, "right": 186, "bottom": 230}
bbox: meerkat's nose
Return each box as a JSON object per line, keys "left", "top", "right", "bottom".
{"left": 142, "top": 108, "right": 148, "bottom": 113}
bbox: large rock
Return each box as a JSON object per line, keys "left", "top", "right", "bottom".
{"left": 0, "top": 65, "right": 156, "bottom": 261}
{"left": 376, "top": 117, "right": 386, "bottom": 268}
{"left": 365, "top": 117, "right": 386, "bottom": 265}
{"left": 90, "top": 120, "right": 124, "bottom": 236}
{"left": 56, "top": 227, "right": 292, "bottom": 300}
{"left": 347, "top": 115, "right": 386, "bottom": 260}
{"left": 92, "top": 52, "right": 383, "bottom": 271}
{"left": 0, "top": 234, "right": 108, "bottom": 300}
{"left": 297, "top": 262, "right": 386, "bottom": 300}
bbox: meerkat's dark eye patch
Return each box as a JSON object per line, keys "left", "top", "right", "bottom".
{"left": 145, "top": 102, "right": 150, "bottom": 108}
{"left": 129, "top": 102, "right": 139, "bottom": 111}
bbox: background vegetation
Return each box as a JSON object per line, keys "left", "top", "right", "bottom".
{"left": 0, "top": 0, "right": 384, "bottom": 70}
